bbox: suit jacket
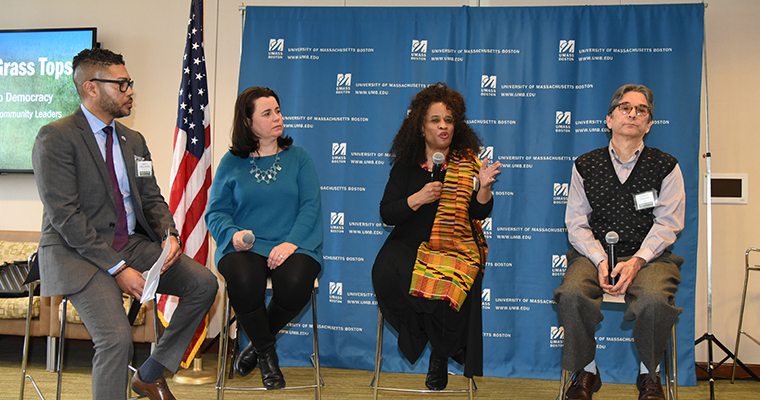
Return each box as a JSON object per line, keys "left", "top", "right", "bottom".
{"left": 32, "top": 107, "right": 177, "bottom": 297}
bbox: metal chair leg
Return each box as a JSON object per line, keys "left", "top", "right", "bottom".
{"left": 19, "top": 281, "right": 45, "bottom": 400}
{"left": 670, "top": 324, "right": 678, "bottom": 400}
{"left": 311, "top": 287, "right": 321, "bottom": 400}
{"left": 663, "top": 324, "right": 678, "bottom": 400}
{"left": 19, "top": 282, "right": 34, "bottom": 400}
{"left": 56, "top": 298, "right": 68, "bottom": 400}
{"left": 371, "top": 309, "right": 384, "bottom": 400}
{"left": 732, "top": 248, "right": 760, "bottom": 382}
{"left": 371, "top": 308, "right": 476, "bottom": 398}
{"left": 215, "top": 281, "right": 322, "bottom": 398}
{"left": 215, "top": 285, "right": 230, "bottom": 400}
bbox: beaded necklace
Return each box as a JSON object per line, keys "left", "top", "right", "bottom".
{"left": 249, "top": 148, "right": 281, "bottom": 184}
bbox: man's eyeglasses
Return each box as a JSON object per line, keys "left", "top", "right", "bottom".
{"left": 90, "top": 78, "right": 134, "bottom": 93}
{"left": 614, "top": 103, "right": 650, "bottom": 118}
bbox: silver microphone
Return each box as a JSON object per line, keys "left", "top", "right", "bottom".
{"left": 242, "top": 231, "right": 255, "bottom": 246}
{"left": 431, "top": 152, "right": 445, "bottom": 182}
{"left": 605, "top": 231, "right": 619, "bottom": 286}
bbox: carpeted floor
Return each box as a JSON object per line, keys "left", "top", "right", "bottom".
{"left": 3, "top": 336, "right": 759, "bottom": 399}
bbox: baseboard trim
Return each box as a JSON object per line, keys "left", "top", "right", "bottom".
{"left": 696, "top": 363, "right": 760, "bottom": 380}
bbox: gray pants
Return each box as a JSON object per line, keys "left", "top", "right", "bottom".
{"left": 553, "top": 249, "right": 683, "bottom": 374}
{"left": 67, "top": 235, "right": 218, "bottom": 400}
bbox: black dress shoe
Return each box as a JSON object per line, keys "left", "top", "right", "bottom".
{"left": 636, "top": 373, "right": 666, "bottom": 400}
{"left": 425, "top": 351, "right": 448, "bottom": 391}
{"left": 234, "top": 342, "right": 258, "bottom": 377}
{"left": 565, "top": 368, "right": 601, "bottom": 400}
{"left": 256, "top": 345, "right": 286, "bottom": 389}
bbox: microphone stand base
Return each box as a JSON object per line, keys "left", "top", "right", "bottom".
{"left": 694, "top": 333, "right": 759, "bottom": 400}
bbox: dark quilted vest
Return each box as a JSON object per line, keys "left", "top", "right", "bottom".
{"left": 575, "top": 146, "right": 677, "bottom": 256}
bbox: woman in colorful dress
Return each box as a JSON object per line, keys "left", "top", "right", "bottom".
{"left": 372, "top": 82, "right": 501, "bottom": 390}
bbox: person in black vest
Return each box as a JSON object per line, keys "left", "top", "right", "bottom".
{"left": 554, "top": 84, "right": 685, "bottom": 400}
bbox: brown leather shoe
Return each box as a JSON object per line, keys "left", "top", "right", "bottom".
{"left": 131, "top": 373, "right": 177, "bottom": 400}
{"left": 565, "top": 369, "right": 601, "bottom": 400}
{"left": 636, "top": 373, "right": 666, "bottom": 400}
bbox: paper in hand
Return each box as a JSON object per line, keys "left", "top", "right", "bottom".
{"left": 141, "top": 239, "right": 171, "bottom": 304}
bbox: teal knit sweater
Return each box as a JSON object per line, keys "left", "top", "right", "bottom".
{"left": 206, "top": 146, "right": 323, "bottom": 267}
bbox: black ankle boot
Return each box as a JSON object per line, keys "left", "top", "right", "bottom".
{"left": 256, "top": 345, "right": 285, "bottom": 389}
{"left": 232, "top": 306, "right": 275, "bottom": 377}
{"left": 425, "top": 351, "right": 448, "bottom": 390}
{"left": 234, "top": 342, "right": 257, "bottom": 377}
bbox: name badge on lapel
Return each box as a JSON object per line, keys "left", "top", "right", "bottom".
{"left": 134, "top": 155, "right": 152, "bottom": 177}
{"left": 633, "top": 189, "right": 658, "bottom": 211}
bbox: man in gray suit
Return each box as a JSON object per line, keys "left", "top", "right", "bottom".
{"left": 32, "top": 48, "right": 217, "bottom": 400}
{"left": 554, "top": 84, "right": 685, "bottom": 400}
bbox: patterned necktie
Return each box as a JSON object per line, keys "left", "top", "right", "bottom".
{"left": 103, "top": 126, "right": 129, "bottom": 251}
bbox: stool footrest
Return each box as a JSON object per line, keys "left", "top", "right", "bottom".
{"left": 216, "top": 281, "right": 321, "bottom": 399}
{"left": 372, "top": 308, "right": 476, "bottom": 399}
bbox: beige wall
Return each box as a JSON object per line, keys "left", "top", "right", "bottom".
{"left": 1, "top": 0, "right": 758, "bottom": 365}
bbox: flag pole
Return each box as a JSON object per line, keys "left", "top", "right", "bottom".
{"left": 168, "top": 0, "right": 216, "bottom": 385}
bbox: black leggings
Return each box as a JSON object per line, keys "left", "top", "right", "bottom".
{"left": 218, "top": 251, "right": 321, "bottom": 315}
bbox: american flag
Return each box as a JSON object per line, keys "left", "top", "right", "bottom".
{"left": 160, "top": 0, "right": 212, "bottom": 368}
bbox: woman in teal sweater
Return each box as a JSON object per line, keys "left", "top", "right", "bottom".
{"left": 206, "top": 87, "right": 323, "bottom": 390}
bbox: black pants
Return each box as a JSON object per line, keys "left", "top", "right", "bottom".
{"left": 372, "top": 240, "right": 475, "bottom": 364}
{"left": 218, "top": 252, "right": 320, "bottom": 349}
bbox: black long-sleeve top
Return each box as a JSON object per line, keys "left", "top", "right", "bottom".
{"left": 379, "top": 159, "right": 493, "bottom": 249}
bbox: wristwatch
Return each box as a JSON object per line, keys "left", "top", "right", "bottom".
{"left": 165, "top": 232, "right": 182, "bottom": 249}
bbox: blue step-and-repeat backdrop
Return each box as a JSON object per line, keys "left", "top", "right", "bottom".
{"left": 236, "top": 4, "right": 703, "bottom": 385}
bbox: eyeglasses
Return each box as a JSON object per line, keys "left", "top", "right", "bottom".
{"left": 615, "top": 102, "right": 650, "bottom": 118}
{"left": 89, "top": 78, "right": 134, "bottom": 93}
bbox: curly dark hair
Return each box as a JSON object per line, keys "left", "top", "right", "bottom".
{"left": 389, "top": 82, "right": 482, "bottom": 165}
{"left": 229, "top": 86, "right": 293, "bottom": 158}
{"left": 72, "top": 48, "right": 125, "bottom": 98}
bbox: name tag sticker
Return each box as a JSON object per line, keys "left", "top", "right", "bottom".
{"left": 633, "top": 189, "right": 658, "bottom": 210}
{"left": 136, "top": 160, "right": 153, "bottom": 177}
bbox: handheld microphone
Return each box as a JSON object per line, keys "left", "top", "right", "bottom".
{"left": 431, "top": 152, "right": 445, "bottom": 182}
{"left": 605, "top": 231, "right": 619, "bottom": 286}
{"left": 242, "top": 231, "right": 255, "bottom": 246}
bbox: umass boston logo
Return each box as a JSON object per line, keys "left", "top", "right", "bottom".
{"left": 335, "top": 73, "right": 351, "bottom": 94}
{"left": 553, "top": 182, "right": 569, "bottom": 205}
{"left": 329, "top": 281, "right": 343, "bottom": 303}
{"left": 558, "top": 39, "right": 575, "bottom": 61}
{"left": 268, "top": 38, "right": 283, "bottom": 59}
{"left": 411, "top": 39, "right": 427, "bottom": 61}
{"left": 555, "top": 111, "right": 571, "bottom": 133}
{"left": 330, "top": 212, "right": 344, "bottom": 234}
{"left": 331, "top": 142, "right": 346, "bottom": 164}
{"left": 481, "top": 75, "right": 496, "bottom": 96}
{"left": 481, "top": 217, "right": 492, "bottom": 240}
{"left": 550, "top": 326, "right": 565, "bottom": 348}
{"left": 479, "top": 146, "right": 493, "bottom": 161}
{"left": 552, "top": 254, "right": 567, "bottom": 277}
